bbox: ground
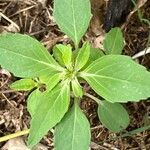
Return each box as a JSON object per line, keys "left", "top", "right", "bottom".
{"left": 0, "top": 0, "right": 150, "bottom": 149}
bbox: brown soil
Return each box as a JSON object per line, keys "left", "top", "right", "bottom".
{"left": 0, "top": 0, "right": 150, "bottom": 149}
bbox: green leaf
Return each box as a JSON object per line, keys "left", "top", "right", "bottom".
{"left": 82, "top": 47, "right": 105, "bottom": 70}
{"left": 0, "top": 33, "right": 63, "bottom": 78}
{"left": 71, "top": 77, "right": 83, "bottom": 98}
{"left": 39, "top": 73, "right": 62, "bottom": 92}
{"left": 80, "top": 55, "right": 150, "bottom": 103}
{"left": 53, "top": 0, "right": 92, "bottom": 46}
{"left": 54, "top": 101, "right": 91, "bottom": 150}
{"left": 104, "top": 27, "right": 124, "bottom": 55}
{"left": 120, "top": 125, "right": 150, "bottom": 138}
{"left": 28, "top": 82, "right": 70, "bottom": 148}
{"left": 53, "top": 44, "right": 72, "bottom": 68}
{"left": 10, "top": 79, "right": 37, "bottom": 91}
{"left": 98, "top": 101, "right": 130, "bottom": 132}
{"left": 89, "top": 48, "right": 105, "bottom": 62}
{"left": 27, "top": 89, "right": 42, "bottom": 117}
{"left": 75, "top": 42, "right": 90, "bottom": 71}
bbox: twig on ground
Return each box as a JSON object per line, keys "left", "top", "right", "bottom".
{"left": 1, "top": 93, "right": 15, "bottom": 108}
{"left": 0, "top": 0, "right": 36, "bottom": 5}
{"left": 132, "top": 47, "right": 150, "bottom": 59}
{"left": 0, "top": 129, "right": 30, "bottom": 143}
{"left": 0, "top": 12, "right": 20, "bottom": 31}
{"left": 90, "top": 142, "right": 108, "bottom": 150}
{"left": 0, "top": 90, "right": 16, "bottom": 94}
{"left": 9, "top": 5, "right": 37, "bottom": 18}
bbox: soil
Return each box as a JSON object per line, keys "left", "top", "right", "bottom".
{"left": 0, "top": 0, "right": 150, "bottom": 150}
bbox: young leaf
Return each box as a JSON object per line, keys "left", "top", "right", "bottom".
{"left": 80, "top": 55, "right": 150, "bottom": 103}
{"left": 0, "top": 33, "right": 63, "bottom": 78}
{"left": 53, "top": 44, "right": 72, "bottom": 68}
{"left": 98, "top": 101, "right": 130, "bottom": 132}
{"left": 28, "top": 82, "right": 70, "bottom": 148}
{"left": 71, "top": 77, "right": 83, "bottom": 98}
{"left": 39, "top": 73, "right": 62, "bottom": 92}
{"left": 53, "top": 0, "right": 92, "bottom": 46}
{"left": 75, "top": 42, "right": 90, "bottom": 71}
{"left": 10, "top": 79, "right": 37, "bottom": 91}
{"left": 54, "top": 101, "right": 91, "bottom": 150}
{"left": 104, "top": 27, "right": 124, "bottom": 55}
{"left": 27, "top": 89, "right": 42, "bottom": 117}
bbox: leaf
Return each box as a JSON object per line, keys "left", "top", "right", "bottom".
{"left": 104, "top": 28, "right": 124, "bottom": 55}
{"left": 120, "top": 125, "right": 150, "bottom": 138}
{"left": 75, "top": 42, "right": 90, "bottom": 71}
{"left": 82, "top": 47, "right": 105, "bottom": 70}
{"left": 27, "top": 82, "right": 70, "bottom": 148}
{"left": 80, "top": 55, "right": 150, "bottom": 103}
{"left": 71, "top": 77, "right": 83, "bottom": 98}
{"left": 53, "top": 0, "right": 92, "bottom": 46}
{"left": 54, "top": 101, "right": 91, "bottom": 150}
{"left": 27, "top": 89, "right": 42, "bottom": 117}
{"left": 89, "top": 48, "right": 105, "bottom": 62}
{"left": 0, "top": 33, "right": 63, "bottom": 78}
{"left": 39, "top": 73, "right": 62, "bottom": 92}
{"left": 53, "top": 44, "right": 72, "bottom": 68}
{"left": 27, "top": 73, "right": 62, "bottom": 117}
{"left": 10, "top": 79, "right": 37, "bottom": 91}
{"left": 98, "top": 101, "right": 130, "bottom": 132}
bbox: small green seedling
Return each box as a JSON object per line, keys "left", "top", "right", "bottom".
{"left": 0, "top": 0, "right": 150, "bottom": 149}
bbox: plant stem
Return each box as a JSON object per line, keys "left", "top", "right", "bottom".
{"left": 74, "top": 97, "right": 79, "bottom": 101}
{"left": 75, "top": 44, "right": 78, "bottom": 50}
{"left": 0, "top": 129, "right": 30, "bottom": 143}
{"left": 84, "top": 92, "right": 102, "bottom": 104}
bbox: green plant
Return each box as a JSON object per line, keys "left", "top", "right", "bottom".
{"left": 0, "top": 0, "right": 150, "bottom": 149}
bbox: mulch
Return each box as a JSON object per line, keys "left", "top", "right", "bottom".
{"left": 0, "top": 0, "right": 150, "bottom": 149}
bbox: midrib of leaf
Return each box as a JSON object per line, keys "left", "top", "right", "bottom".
{"left": 80, "top": 72, "right": 148, "bottom": 86}
{"left": 71, "top": 0, "right": 78, "bottom": 46}
{"left": 85, "top": 62, "right": 120, "bottom": 74}
{"left": 56, "top": 12, "right": 75, "bottom": 38}
{"left": 110, "top": 29, "right": 119, "bottom": 53}
{"left": 89, "top": 74, "right": 130, "bottom": 83}
{"left": 40, "top": 85, "right": 66, "bottom": 128}
{"left": 71, "top": 104, "right": 77, "bottom": 150}
{"left": 90, "top": 76, "right": 113, "bottom": 96}
{"left": 2, "top": 48, "right": 63, "bottom": 71}
{"left": 80, "top": 72, "right": 150, "bottom": 100}
{"left": 38, "top": 89, "right": 63, "bottom": 130}
{"left": 29, "top": 85, "right": 68, "bottom": 145}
